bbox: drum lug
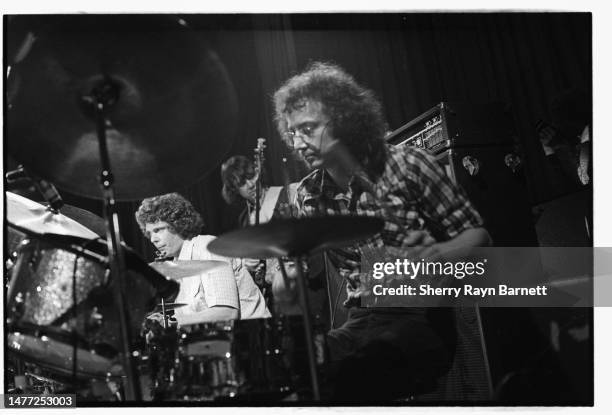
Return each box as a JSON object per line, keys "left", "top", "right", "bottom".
{"left": 6, "top": 251, "right": 19, "bottom": 276}
{"left": 103, "top": 268, "right": 112, "bottom": 286}
{"left": 7, "top": 292, "right": 25, "bottom": 324}
{"left": 18, "top": 238, "right": 31, "bottom": 252}
{"left": 87, "top": 306, "right": 104, "bottom": 331}
{"left": 28, "top": 240, "right": 41, "bottom": 270}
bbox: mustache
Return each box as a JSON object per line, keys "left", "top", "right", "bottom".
{"left": 300, "top": 140, "right": 321, "bottom": 155}
{"left": 297, "top": 141, "right": 321, "bottom": 165}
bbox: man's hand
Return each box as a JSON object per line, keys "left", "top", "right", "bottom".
{"left": 243, "top": 257, "right": 264, "bottom": 273}
{"left": 145, "top": 312, "right": 165, "bottom": 324}
{"left": 270, "top": 259, "right": 310, "bottom": 301}
{"left": 346, "top": 231, "right": 438, "bottom": 308}
{"left": 337, "top": 257, "right": 361, "bottom": 283}
{"left": 343, "top": 271, "right": 371, "bottom": 307}
{"left": 398, "top": 230, "right": 439, "bottom": 262}
{"left": 142, "top": 312, "right": 176, "bottom": 343}
{"left": 400, "top": 230, "right": 436, "bottom": 247}
{"left": 272, "top": 260, "right": 298, "bottom": 302}
{"left": 278, "top": 259, "right": 307, "bottom": 279}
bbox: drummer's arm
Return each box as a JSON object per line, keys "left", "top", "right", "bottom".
{"left": 200, "top": 269, "right": 241, "bottom": 320}
{"left": 271, "top": 259, "right": 300, "bottom": 302}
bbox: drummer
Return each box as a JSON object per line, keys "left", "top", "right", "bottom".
{"left": 135, "top": 193, "right": 270, "bottom": 325}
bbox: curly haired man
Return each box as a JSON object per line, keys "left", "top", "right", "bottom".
{"left": 135, "top": 193, "right": 270, "bottom": 325}
{"left": 273, "top": 62, "right": 491, "bottom": 401}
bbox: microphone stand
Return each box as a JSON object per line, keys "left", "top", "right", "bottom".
{"left": 82, "top": 78, "right": 142, "bottom": 401}
{"left": 254, "top": 170, "right": 262, "bottom": 225}
{"left": 253, "top": 137, "right": 266, "bottom": 226}
{"left": 292, "top": 254, "right": 321, "bottom": 400}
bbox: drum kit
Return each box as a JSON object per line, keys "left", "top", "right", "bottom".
{"left": 4, "top": 15, "right": 384, "bottom": 402}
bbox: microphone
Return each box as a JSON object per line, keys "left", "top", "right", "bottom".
{"left": 5, "top": 166, "right": 64, "bottom": 213}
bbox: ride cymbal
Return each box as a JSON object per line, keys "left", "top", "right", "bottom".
{"left": 153, "top": 302, "right": 188, "bottom": 313}
{"left": 6, "top": 15, "right": 238, "bottom": 200}
{"left": 149, "top": 260, "right": 228, "bottom": 280}
{"left": 208, "top": 216, "right": 384, "bottom": 258}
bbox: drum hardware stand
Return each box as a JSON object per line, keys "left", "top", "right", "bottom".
{"left": 292, "top": 254, "right": 321, "bottom": 400}
{"left": 81, "top": 77, "right": 142, "bottom": 401}
{"left": 253, "top": 138, "right": 266, "bottom": 226}
{"left": 255, "top": 175, "right": 261, "bottom": 226}
{"left": 160, "top": 298, "right": 169, "bottom": 329}
{"left": 208, "top": 216, "right": 383, "bottom": 401}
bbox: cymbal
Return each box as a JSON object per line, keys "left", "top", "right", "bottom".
{"left": 6, "top": 15, "right": 238, "bottom": 200}
{"left": 58, "top": 204, "right": 107, "bottom": 238}
{"left": 149, "top": 260, "right": 228, "bottom": 280}
{"left": 153, "top": 302, "right": 187, "bottom": 312}
{"left": 6, "top": 192, "right": 99, "bottom": 240}
{"left": 208, "top": 216, "right": 384, "bottom": 258}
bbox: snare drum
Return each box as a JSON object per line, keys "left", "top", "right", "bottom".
{"left": 170, "top": 318, "right": 293, "bottom": 401}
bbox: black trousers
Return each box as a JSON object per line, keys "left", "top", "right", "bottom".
{"left": 325, "top": 308, "right": 456, "bottom": 403}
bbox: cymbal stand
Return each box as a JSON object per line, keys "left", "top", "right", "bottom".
{"left": 253, "top": 138, "right": 266, "bottom": 226}
{"left": 82, "top": 78, "right": 141, "bottom": 401}
{"left": 160, "top": 298, "right": 168, "bottom": 329}
{"left": 277, "top": 158, "right": 319, "bottom": 399}
{"left": 255, "top": 181, "right": 261, "bottom": 226}
{"left": 292, "top": 254, "right": 320, "bottom": 400}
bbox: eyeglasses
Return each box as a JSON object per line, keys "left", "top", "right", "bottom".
{"left": 282, "top": 121, "right": 330, "bottom": 147}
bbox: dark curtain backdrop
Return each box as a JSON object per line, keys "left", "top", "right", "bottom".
{"left": 6, "top": 13, "right": 591, "bottom": 260}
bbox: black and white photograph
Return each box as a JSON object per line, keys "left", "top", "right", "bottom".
{"left": 2, "top": 5, "right": 606, "bottom": 409}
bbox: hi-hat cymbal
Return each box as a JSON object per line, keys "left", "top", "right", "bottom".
{"left": 6, "top": 192, "right": 99, "bottom": 240}
{"left": 6, "top": 15, "right": 238, "bottom": 200}
{"left": 58, "top": 204, "right": 107, "bottom": 238}
{"left": 208, "top": 216, "right": 384, "bottom": 259}
{"left": 149, "top": 260, "right": 228, "bottom": 280}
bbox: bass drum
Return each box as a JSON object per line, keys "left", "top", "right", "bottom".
{"left": 6, "top": 233, "right": 178, "bottom": 380}
{"left": 5, "top": 347, "right": 125, "bottom": 401}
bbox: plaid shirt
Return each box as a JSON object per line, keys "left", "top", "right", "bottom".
{"left": 295, "top": 145, "right": 483, "bottom": 265}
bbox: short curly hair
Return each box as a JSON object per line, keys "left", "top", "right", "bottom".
{"left": 273, "top": 62, "right": 389, "bottom": 179}
{"left": 135, "top": 193, "right": 204, "bottom": 240}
